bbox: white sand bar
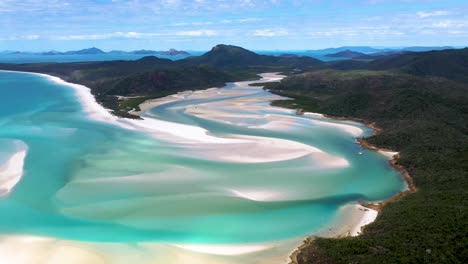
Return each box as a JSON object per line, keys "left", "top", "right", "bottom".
{"left": 0, "top": 140, "right": 28, "bottom": 197}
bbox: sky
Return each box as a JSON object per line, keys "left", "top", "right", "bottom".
{"left": 0, "top": 0, "right": 467, "bottom": 51}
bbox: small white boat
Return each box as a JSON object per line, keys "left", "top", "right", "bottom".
{"left": 358, "top": 152, "right": 363, "bottom": 155}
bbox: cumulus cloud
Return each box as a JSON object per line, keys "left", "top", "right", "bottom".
{"left": 253, "top": 28, "right": 288, "bottom": 36}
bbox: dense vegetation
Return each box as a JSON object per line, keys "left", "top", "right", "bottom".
{"left": 266, "top": 61, "right": 468, "bottom": 263}
{"left": 368, "top": 48, "right": 468, "bottom": 83}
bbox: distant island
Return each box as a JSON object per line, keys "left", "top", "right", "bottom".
{"left": 4, "top": 47, "right": 192, "bottom": 56}
{"left": 307, "top": 46, "right": 456, "bottom": 53}
{"left": 160, "top": 48, "right": 191, "bottom": 56}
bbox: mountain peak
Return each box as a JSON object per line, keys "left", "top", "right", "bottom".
{"left": 181, "top": 44, "right": 322, "bottom": 68}
{"left": 160, "top": 48, "right": 190, "bottom": 56}
{"left": 65, "top": 47, "right": 106, "bottom": 55}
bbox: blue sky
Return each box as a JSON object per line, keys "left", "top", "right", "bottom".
{"left": 1, "top": 0, "right": 467, "bottom": 51}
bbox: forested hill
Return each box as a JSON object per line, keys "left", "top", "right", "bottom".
{"left": 264, "top": 48, "right": 468, "bottom": 264}
{"left": 180, "top": 44, "right": 323, "bottom": 68}
{"left": 368, "top": 48, "right": 468, "bottom": 82}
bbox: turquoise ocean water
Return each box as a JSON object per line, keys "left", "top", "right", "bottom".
{"left": 0, "top": 71, "right": 404, "bottom": 261}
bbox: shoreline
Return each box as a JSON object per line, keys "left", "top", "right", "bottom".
{"left": 287, "top": 113, "right": 417, "bottom": 264}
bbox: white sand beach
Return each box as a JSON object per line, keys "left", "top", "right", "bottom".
{"left": 316, "top": 203, "right": 379, "bottom": 238}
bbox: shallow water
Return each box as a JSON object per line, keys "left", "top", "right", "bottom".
{"left": 0, "top": 71, "right": 404, "bottom": 263}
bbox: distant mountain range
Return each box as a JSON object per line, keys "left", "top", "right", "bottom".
{"left": 308, "top": 46, "right": 456, "bottom": 54}
{"left": 1, "top": 47, "right": 192, "bottom": 56}
{"left": 2, "top": 46, "right": 462, "bottom": 58}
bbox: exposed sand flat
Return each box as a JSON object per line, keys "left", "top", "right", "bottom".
{"left": 137, "top": 88, "right": 251, "bottom": 113}
{"left": 268, "top": 115, "right": 364, "bottom": 137}
{"left": 199, "top": 134, "right": 321, "bottom": 163}
{"left": 185, "top": 104, "right": 363, "bottom": 137}
{"left": 174, "top": 134, "right": 349, "bottom": 166}
{"left": 0, "top": 140, "right": 28, "bottom": 197}
{"left": 250, "top": 114, "right": 363, "bottom": 137}
{"left": 185, "top": 106, "right": 266, "bottom": 126}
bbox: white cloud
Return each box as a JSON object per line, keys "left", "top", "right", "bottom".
{"left": 308, "top": 28, "right": 405, "bottom": 37}
{"left": 55, "top": 34, "right": 109, "bottom": 40}
{"left": 417, "top": 10, "right": 449, "bottom": 18}
{"left": 253, "top": 28, "right": 288, "bottom": 37}
{"left": 54, "top": 32, "right": 160, "bottom": 40}
{"left": 176, "top": 30, "right": 217, "bottom": 36}
{"left": 0, "top": 34, "right": 40, "bottom": 40}
{"left": 171, "top": 17, "right": 262, "bottom": 26}
{"left": 115, "top": 32, "right": 160, "bottom": 38}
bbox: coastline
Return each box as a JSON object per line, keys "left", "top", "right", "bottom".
{"left": 287, "top": 114, "right": 417, "bottom": 264}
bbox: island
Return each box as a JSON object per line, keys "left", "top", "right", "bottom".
{"left": 160, "top": 48, "right": 191, "bottom": 56}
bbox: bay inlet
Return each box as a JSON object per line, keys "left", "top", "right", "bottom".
{"left": 0, "top": 71, "right": 405, "bottom": 264}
